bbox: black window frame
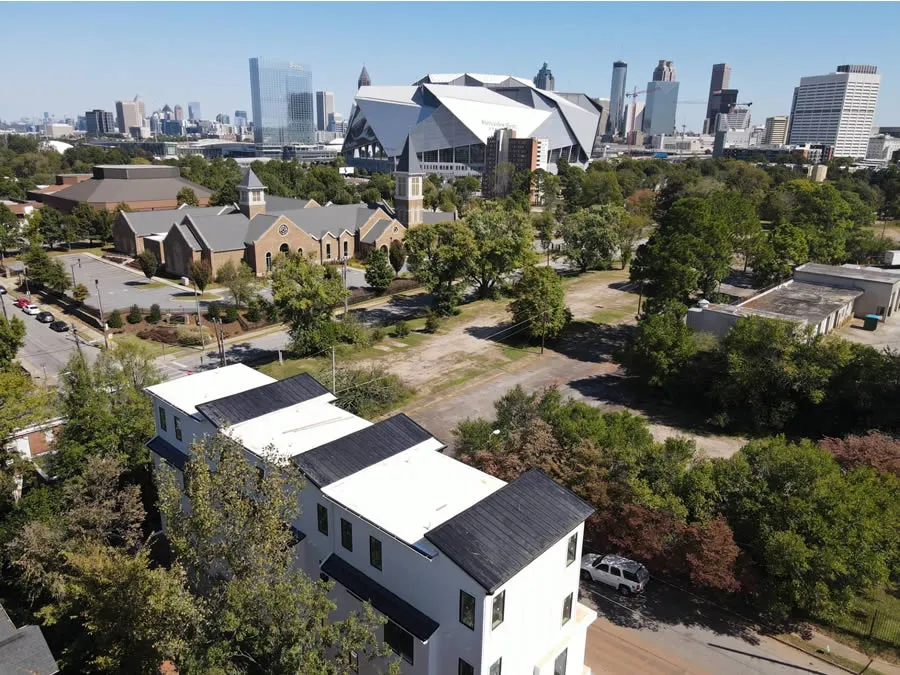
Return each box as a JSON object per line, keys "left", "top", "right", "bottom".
{"left": 174, "top": 415, "right": 182, "bottom": 441}
{"left": 610, "top": 567, "right": 621, "bottom": 577}
{"left": 316, "top": 503, "right": 328, "bottom": 536}
{"left": 492, "top": 590, "right": 505, "bottom": 629}
{"left": 369, "top": 535, "right": 382, "bottom": 571}
{"left": 159, "top": 406, "right": 167, "bottom": 431}
{"left": 562, "top": 592, "right": 573, "bottom": 626}
{"left": 489, "top": 657, "right": 502, "bottom": 675}
{"left": 349, "top": 649, "right": 359, "bottom": 673}
{"left": 340, "top": 517, "right": 353, "bottom": 551}
{"left": 566, "top": 533, "right": 577, "bottom": 566}
{"left": 384, "top": 620, "right": 414, "bottom": 665}
{"left": 459, "top": 589, "right": 475, "bottom": 630}
{"left": 458, "top": 659, "right": 474, "bottom": 675}
{"left": 554, "top": 648, "right": 568, "bottom": 675}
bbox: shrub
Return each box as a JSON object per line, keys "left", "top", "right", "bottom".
{"left": 126, "top": 304, "right": 142, "bottom": 324}
{"left": 336, "top": 313, "right": 370, "bottom": 346}
{"left": 147, "top": 304, "right": 161, "bottom": 324}
{"left": 245, "top": 299, "right": 261, "bottom": 323}
{"left": 424, "top": 311, "right": 441, "bottom": 333}
{"left": 137, "top": 326, "right": 179, "bottom": 345}
{"left": 393, "top": 320, "right": 410, "bottom": 338}
{"left": 319, "top": 365, "right": 412, "bottom": 418}
{"left": 72, "top": 283, "right": 89, "bottom": 304}
{"left": 207, "top": 302, "right": 221, "bottom": 321}
{"left": 370, "top": 327, "right": 386, "bottom": 342}
{"left": 176, "top": 330, "right": 203, "bottom": 347}
{"left": 223, "top": 305, "right": 239, "bottom": 324}
{"left": 107, "top": 309, "right": 123, "bottom": 329}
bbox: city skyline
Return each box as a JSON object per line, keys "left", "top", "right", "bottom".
{"left": 2, "top": 2, "right": 898, "bottom": 132}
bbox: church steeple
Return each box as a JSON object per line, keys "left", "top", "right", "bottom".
{"left": 358, "top": 65, "right": 371, "bottom": 89}
{"left": 237, "top": 169, "right": 267, "bottom": 219}
{"left": 393, "top": 135, "right": 423, "bottom": 228}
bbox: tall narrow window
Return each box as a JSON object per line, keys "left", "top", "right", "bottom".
{"left": 458, "top": 659, "right": 474, "bottom": 675}
{"left": 174, "top": 415, "right": 182, "bottom": 441}
{"left": 459, "top": 590, "right": 475, "bottom": 630}
{"left": 326, "top": 242, "right": 332, "bottom": 259}
{"left": 567, "top": 533, "right": 578, "bottom": 566}
{"left": 340, "top": 518, "right": 353, "bottom": 551}
{"left": 384, "top": 621, "right": 413, "bottom": 664}
{"left": 562, "top": 593, "right": 573, "bottom": 626}
{"left": 492, "top": 590, "right": 505, "bottom": 629}
{"left": 554, "top": 648, "right": 568, "bottom": 675}
{"left": 489, "top": 657, "right": 502, "bottom": 675}
{"left": 265, "top": 251, "right": 272, "bottom": 271}
{"left": 343, "top": 240, "right": 348, "bottom": 258}
{"left": 369, "top": 536, "right": 382, "bottom": 571}
{"left": 159, "top": 406, "right": 167, "bottom": 431}
{"left": 316, "top": 504, "right": 328, "bottom": 535}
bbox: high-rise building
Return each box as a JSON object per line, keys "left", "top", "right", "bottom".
{"left": 483, "top": 128, "right": 549, "bottom": 203}
{"left": 216, "top": 113, "right": 231, "bottom": 124}
{"left": 788, "top": 64, "right": 881, "bottom": 158}
{"left": 188, "top": 102, "right": 201, "bottom": 121}
{"left": 161, "top": 104, "right": 173, "bottom": 121}
{"left": 328, "top": 112, "right": 347, "bottom": 135}
{"left": 174, "top": 105, "right": 185, "bottom": 121}
{"left": 234, "top": 110, "right": 248, "bottom": 127}
{"left": 652, "top": 59, "right": 676, "bottom": 82}
{"left": 624, "top": 100, "right": 645, "bottom": 143}
{"left": 533, "top": 62, "right": 555, "bottom": 91}
{"left": 85, "top": 109, "right": 115, "bottom": 136}
{"left": 706, "top": 89, "right": 739, "bottom": 133}
{"left": 643, "top": 81, "right": 679, "bottom": 136}
{"left": 607, "top": 61, "right": 628, "bottom": 138}
{"left": 357, "top": 65, "right": 371, "bottom": 89}
{"left": 718, "top": 106, "right": 751, "bottom": 131}
{"left": 764, "top": 115, "right": 789, "bottom": 145}
{"left": 249, "top": 57, "right": 315, "bottom": 149}
{"left": 115, "top": 99, "right": 142, "bottom": 133}
{"left": 703, "top": 63, "right": 731, "bottom": 133}
{"left": 316, "top": 91, "right": 335, "bottom": 132}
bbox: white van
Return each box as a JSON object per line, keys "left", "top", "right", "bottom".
{"left": 580, "top": 553, "right": 649, "bottom": 595}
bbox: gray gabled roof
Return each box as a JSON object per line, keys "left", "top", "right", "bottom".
{"left": 0, "top": 605, "right": 58, "bottom": 675}
{"left": 422, "top": 210, "right": 457, "bottom": 224}
{"left": 168, "top": 222, "right": 201, "bottom": 251}
{"left": 361, "top": 218, "right": 394, "bottom": 244}
{"left": 46, "top": 175, "right": 212, "bottom": 205}
{"left": 238, "top": 169, "right": 266, "bottom": 190}
{"left": 184, "top": 213, "right": 251, "bottom": 252}
{"left": 253, "top": 204, "right": 385, "bottom": 242}
{"left": 244, "top": 213, "right": 280, "bottom": 244}
{"left": 265, "top": 195, "right": 315, "bottom": 213}
{"left": 120, "top": 205, "right": 232, "bottom": 237}
{"left": 196, "top": 373, "right": 330, "bottom": 427}
{"left": 425, "top": 468, "right": 595, "bottom": 593}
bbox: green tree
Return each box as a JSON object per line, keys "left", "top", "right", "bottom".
{"left": 388, "top": 240, "right": 406, "bottom": 276}
{"left": 0, "top": 203, "right": 18, "bottom": 259}
{"left": 322, "top": 365, "right": 412, "bottom": 418}
{"left": 157, "top": 435, "right": 397, "bottom": 674}
{"left": 364, "top": 249, "right": 394, "bottom": 294}
{"left": 710, "top": 190, "right": 764, "bottom": 274}
{"left": 0, "top": 315, "right": 26, "bottom": 369}
{"left": 404, "top": 221, "right": 477, "bottom": 315}
{"left": 176, "top": 187, "right": 199, "bottom": 207}
{"left": 581, "top": 170, "right": 623, "bottom": 207}
{"left": 509, "top": 266, "right": 570, "bottom": 341}
{"left": 188, "top": 259, "right": 212, "bottom": 292}
{"left": 533, "top": 210, "right": 556, "bottom": 265}
{"left": 270, "top": 252, "right": 348, "bottom": 355}
{"left": 106, "top": 309, "right": 123, "bottom": 329}
{"left": 618, "top": 303, "right": 698, "bottom": 391}
{"left": 215, "top": 259, "right": 260, "bottom": 307}
{"left": 72, "top": 282, "right": 89, "bottom": 304}
{"left": 40, "top": 257, "right": 71, "bottom": 294}
{"left": 127, "top": 304, "right": 142, "bottom": 324}
{"left": 135, "top": 249, "right": 157, "bottom": 280}
{"left": 749, "top": 222, "right": 809, "bottom": 287}
{"left": 464, "top": 205, "right": 535, "bottom": 299}
{"left": 35, "top": 206, "right": 66, "bottom": 249}
{"left": 558, "top": 206, "right": 622, "bottom": 273}
{"left": 69, "top": 202, "right": 98, "bottom": 244}
{"left": 613, "top": 213, "right": 645, "bottom": 270}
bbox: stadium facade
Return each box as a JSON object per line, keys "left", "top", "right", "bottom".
{"left": 342, "top": 73, "right": 606, "bottom": 178}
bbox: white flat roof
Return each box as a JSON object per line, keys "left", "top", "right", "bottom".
{"left": 145, "top": 364, "right": 274, "bottom": 416}
{"left": 225, "top": 397, "right": 371, "bottom": 459}
{"left": 323, "top": 446, "right": 505, "bottom": 552}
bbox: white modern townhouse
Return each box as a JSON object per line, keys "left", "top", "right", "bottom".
{"left": 145, "top": 364, "right": 597, "bottom": 675}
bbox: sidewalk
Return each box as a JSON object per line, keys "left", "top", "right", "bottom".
{"left": 782, "top": 629, "right": 900, "bottom": 675}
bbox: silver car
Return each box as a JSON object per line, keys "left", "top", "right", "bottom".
{"left": 581, "top": 553, "right": 649, "bottom": 595}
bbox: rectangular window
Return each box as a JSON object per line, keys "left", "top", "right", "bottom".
{"left": 158, "top": 406, "right": 167, "bottom": 431}
{"left": 174, "top": 415, "right": 182, "bottom": 441}
{"left": 340, "top": 518, "right": 353, "bottom": 551}
{"left": 349, "top": 650, "right": 359, "bottom": 673}
{"left": 317, "top": 504, "right": 328, "bottom": 536}
{"left": 343, "top": 240, "right": 348, "bottom": 258}
{"left": 326, "top": 242, "right": 332, "bottom": 259}
{"left": 369, "top": 536, "right": 382, "bottom": 571}
{"left": 554, "top": 648, "right": 568, "bottom": 675}
{"left": 384, "top": 620, "right": 414, "bottom": 664}
{"left": 458, "top": 659, "right": 474, "bottom": 675}
{"left": 489, "top": 657, "right": 502, "bottom": 675}
{"left": 492, "top": 590, "right": 505, "bottom": 629}
{"left": 459, "top": 590, "right": 475, "bottom": 630}
{"left": 562, "top": 593, "right": 573, "bottom": 626}
{"left": 567, "top": 533, "right": 578, "bottom": 566}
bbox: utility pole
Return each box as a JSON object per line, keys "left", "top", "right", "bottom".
{"left": 70, "top": 257, "right": 81, "bottom": 289}
{"left": 94, "top": 279, "right": 109, "bottom": 349}
{"left": 331, "top": 345, "right": 336, "bottom": 391}
{"left": 193, "top": 281, "right": 205, "bottom": 363}
{"left": 72, "top": 323, "right": 83, "bottom": 358}
{"left": 23, "top": 264, "right": 30, "bottom": 296}
{"left": 0, "top": 291, "right": 7, "bottom": 320}
{"left": 540, "top": 308, "right": 546, "bottom": 355}
{"left": 342, "top": 257, "right": 349, "bottom": 318}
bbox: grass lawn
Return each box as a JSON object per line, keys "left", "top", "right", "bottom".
{"left": 110, "top": 333, "right": 172, "bottom": 357}
{"left": 134, "top": 281, "right": 169, "bottom": 290}
{"left": 815, "top": 585, "right": 900, "bottom": 663}
{"left": 779, "top": 633, "right": 887, "bottom": 675}
{"left": 171, "top": 291, "right": 220, "bottom": 301}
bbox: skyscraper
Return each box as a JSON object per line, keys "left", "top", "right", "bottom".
{"left": 764, "top": 115, "right": 789, "bottom": 146}
{"left": 607, "top": 61, "right": 628, "bottom": 138}
{"left": 788, "top": 64, "right": 880, "bottom": 158}
{"left": 316, "top": 91, "right": 335, "bottom": 132}
{"left": 234, "top": 110, "right": 248, "bottom": 127}
{"left": 85, "top": 109, "right": 115, "bottom": 136}
{"left": 643, "top": 81, "right": 679, "bottom": 136}
{"left": 188, "top": 102, "right": 201, "bottom": 121}
{"left": 704, "top": 63, "right": 731, "bottom": 134}
{"left": 173, "top": 104, "right": 184, "bottom": 121}
{"left": 652, "top": 60, "right": 676, "bottom": 82}
{"left": 533, "top": 63, "right": 555, "bottom": 91}
{"left": 358, "top": 65, "right": 371, "bottom": 89}
{"left": 249, "top": 57, "right": 315, "bottom": 148}
{"left": 115, "top": 99, "right": 142, "bottom": 133}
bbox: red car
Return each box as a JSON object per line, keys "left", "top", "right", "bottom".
{"left": 13, "top": 297, "right": 31, "bottom": 308}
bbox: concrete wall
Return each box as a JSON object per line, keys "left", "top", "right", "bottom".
{"left": 686, "top": 307, "right": 742, "bottom": 338}
{"left": 793, "top": 270, "right": 900, "bottom": 319}
{"left": 112, "top": 213, "right": 139, "bottom": 255}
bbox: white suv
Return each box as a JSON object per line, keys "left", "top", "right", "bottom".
{"left": 581, "top": 554, "right": 649, "bottom": 595}
{"left": 22, "top": 303, "right": 40, "bottom": 316}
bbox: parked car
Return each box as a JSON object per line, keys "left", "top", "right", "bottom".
{"left": 36, "top": 311, "right": 55, "bottom": 323}
{"left": 13, "top": 297, "right": 31, "bottom": 308}
{"left": 22, "top": 303, "right": 40, "bottom": 316}
{"left": 0, "top": 286, "right": 7, "bottom": 295}
{"left": 49, "top": 320, "right": 69, "bottom": 333}
{"left": 581, "top": 554, "right": 650, "bottom": 595}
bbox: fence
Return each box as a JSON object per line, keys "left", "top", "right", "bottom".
{"left": 826, "top": 607, "right": 900, "bottom": 648}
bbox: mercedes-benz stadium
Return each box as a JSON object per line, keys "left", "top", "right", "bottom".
{"left": 343, "top": 73, "right": 608, "bottom": 178}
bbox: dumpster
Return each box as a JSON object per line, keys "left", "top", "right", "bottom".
{"left": 864, "top": 314, "right": 880, "bottom": 331}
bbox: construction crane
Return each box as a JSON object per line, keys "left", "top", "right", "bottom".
{"left": 624, "top": 85, "right": 658, "bottom": 155}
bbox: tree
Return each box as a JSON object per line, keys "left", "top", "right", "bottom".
{"left": 34, "top": 206, "right": 65, "bottom": 249}
{"left": 106, "top": 309, "right": 123, "bottom": 329}
{"left": 188, "top": 260, "right": 212, "bottom": 292}
{"left": 709, "top": 190, "right": 764, "bottom": 275}
{"left": 509, "top": 266, "right": 570, "bottom": 341}
{"left": 581, "top": 170, "right": 623, "bottom": 208}
{"left": 618, "top": 303, "right": 699, "bottom": 391}
{"left": 72, "top": 283, "right": 89, "bottom": 304}
{"left": 404, "top": 221, "right": 476, "bottom": 315}
{"left": 464, "top": 206, "right": 535, "bottom": 299}
{"left": 127, "top": 304, "right": 142, "bottom": 324}
{"left": 819, "top": 432, "right": 900, "bottom": 477}
{"left": 270, "top": 252, "right": 348, "bottom": 355}
{"left": 321, "top": 365, "right": 412, "bottom": 418}
{"left": 388, "top": 240, "right": 406, "bottom": 276}
{"left": 0, "top": 203, "right": 18, "bottom": 259}
{"left": 42, "top": 257, "right": 71, "bottom": 294}
{"left": 69, "top": 202, "right": 98, "bottom": 244}
{"left": 558, "top": 206, "right": 622, "bottom": 273}
{"left": 614, "top": 213, "right": 645, "bottom": 270}
{"left": 176, "top": 187, "right": 199, "bottom": 207}
{"left": 157, "top": 435, "right": 396, "bottom": 674}
{"left": 364, "top": 249, "right": 394, "bottom": 294}
{"left": 216, "top": 259, "right": 259, "bottom": 307}
{"left": 135, "top": 249, "right": 158, "bottom": 281}
{"left": 0, "top": 315, "right": 26, "bottom": 369}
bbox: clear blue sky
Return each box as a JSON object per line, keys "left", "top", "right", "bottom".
{"left": 3, "top": 2, "right": 897, "bottom": 132}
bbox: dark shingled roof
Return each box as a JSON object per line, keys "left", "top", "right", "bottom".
{"left": 0, "top": 605, "right": 59, "bottom": 675}
{"left": 425, "top": 468, "right": 595, "bottom": 593}
{"left": 321, "top": 554, "right": 439, "bottom": 641}
{"left": 147, "top": 435, "right": 187, "bottom": 471}
{"left": 196, "top": 373, "right": 330, "bottom": 427}
{"left": 395, "top": 135, "right": 422, "bottom": 174}
{"left": 293, "top": 414, "right": 439, "bottom": 487}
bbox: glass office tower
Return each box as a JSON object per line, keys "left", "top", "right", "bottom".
{"left": 249, "top": 58, "right": 315, "bottom": 149}
{"left": 607, "top": 61, "right": 628, "bottom": 137}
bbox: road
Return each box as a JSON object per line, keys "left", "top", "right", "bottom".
{"left": 581, "top": 581, "right": 846, "bottom": 675}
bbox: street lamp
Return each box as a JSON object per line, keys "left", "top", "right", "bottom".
{"left": 23, "top": 263, "right": 29, "bottom": 296}
{"left": 94, "top": 278, "right": 109, "bottom": 349}
{"left": 193, "top": 281, "right": 205, "bottom": 364}
{"left": 70, "top": 257, "right": 81, "bottom": 288}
